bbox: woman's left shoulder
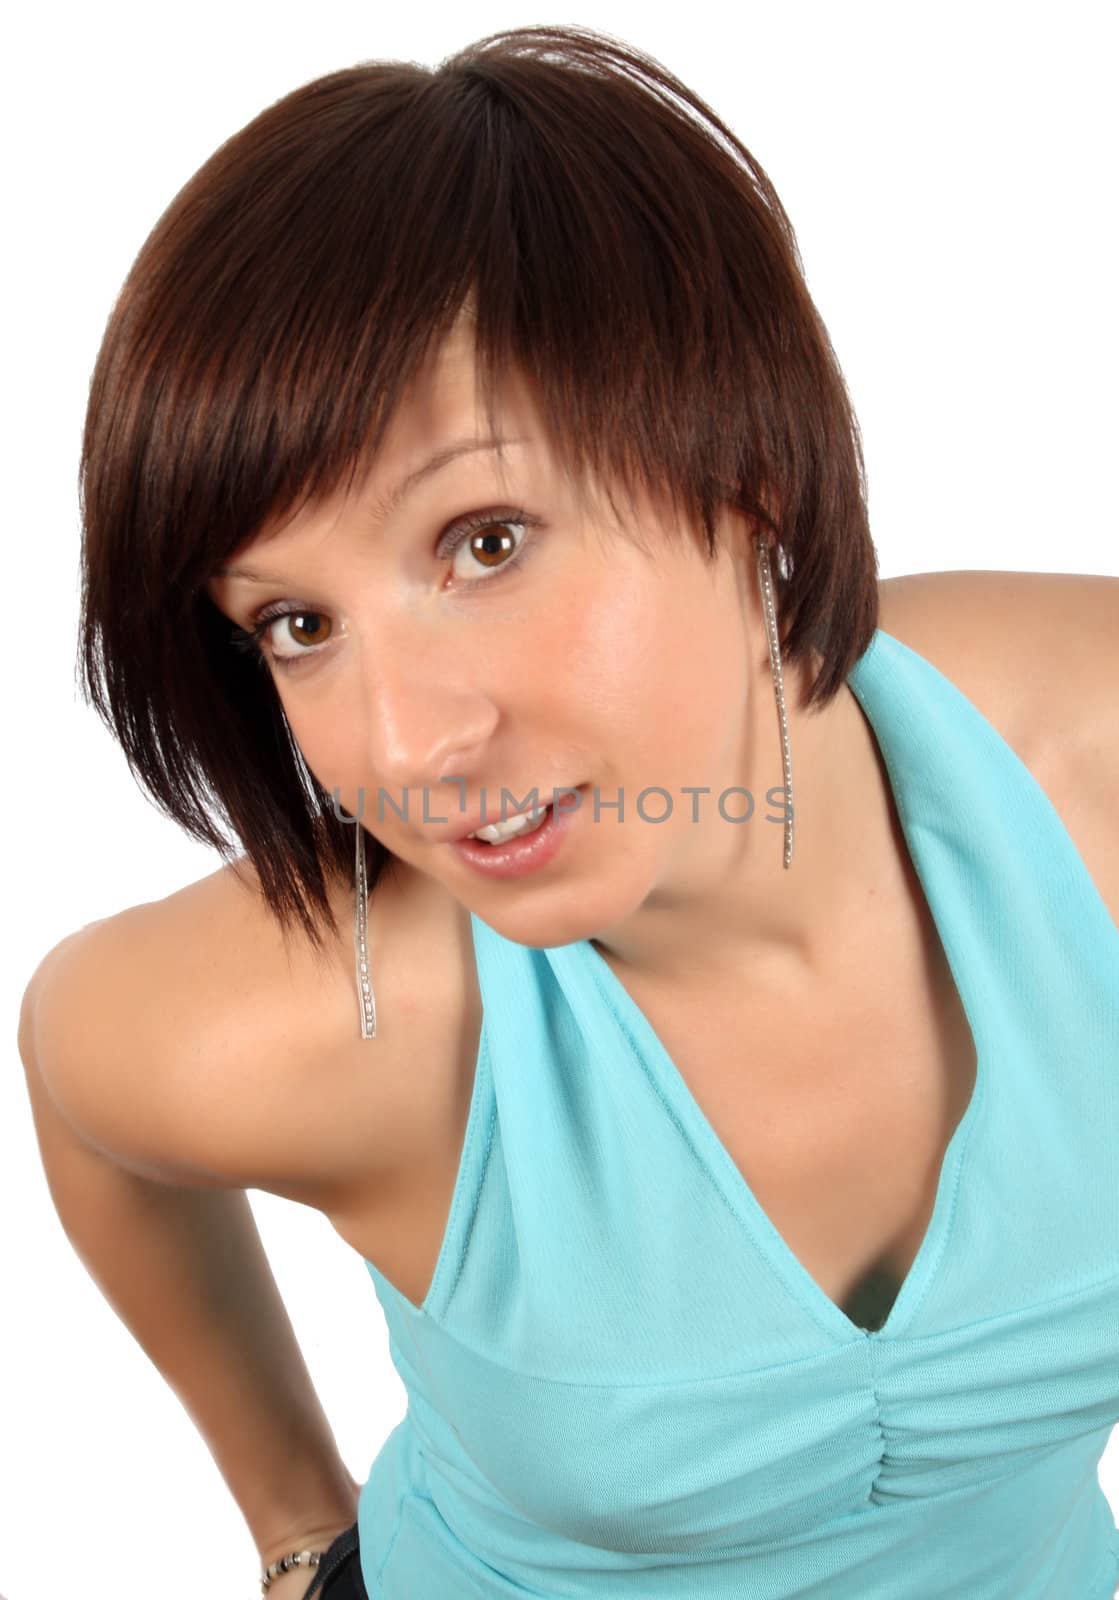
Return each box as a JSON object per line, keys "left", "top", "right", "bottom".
{"left": 877, "top": 569, "right": 1119, "bottom": 930}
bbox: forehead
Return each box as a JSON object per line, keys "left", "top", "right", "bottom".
{"left": 212, "top": 307, "right": 685, "bottom": 576}
{"left": 386, "top": 310, "right": 511, "bottom": 450}
{"left": 231, "top": 311, "right": 543, "bottom": 558}
{"left": 343, "top": 310, "right": 540, "bottom": 499}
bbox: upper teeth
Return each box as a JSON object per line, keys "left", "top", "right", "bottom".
{"left": 468, "top": 805, "right": 551, "bottom": 843}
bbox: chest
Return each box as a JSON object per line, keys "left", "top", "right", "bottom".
{"left": 626, "top": 964, "right": 978, "bottom": 1328}
{"left": 344, "top": 917, "right": 978, "bottom": 1334}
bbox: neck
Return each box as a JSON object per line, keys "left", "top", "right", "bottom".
{"left": 588, "top": 642, "right": 899, "bottom": 999}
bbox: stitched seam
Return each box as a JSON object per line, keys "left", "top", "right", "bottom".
{"left": 424, "top": 1024, "right": 494, "bottom": 1317}
{"left": 377, "top": 1264, "right": 1119, "bottom": 1387}
{"left": 866, "top": 728, "right": 988, "bottom": 1334}
{"left": 372, "top": 1492, "right": 409, "bottom": 1594}
{"left": 440, "top": 1037, "right": 497, "bottom": 1312}
{"left": 863, "top": 1341, "right": 889, "bottom": 1503}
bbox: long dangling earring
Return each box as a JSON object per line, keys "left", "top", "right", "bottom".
{"left": 753, "top": 532, "right": 795, "bottom": 869}
{"left": 354, "top": 819, "right": 377, "bottom": 1040}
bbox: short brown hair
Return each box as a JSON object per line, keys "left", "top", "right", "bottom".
{"left": 77, "top": 23, "right": 878, "bottom": 953}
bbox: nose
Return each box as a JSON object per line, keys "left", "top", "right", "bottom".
{"left": 356, "top": 636, "right": 500, "bottom": 826}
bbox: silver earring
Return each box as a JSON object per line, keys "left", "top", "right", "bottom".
{"left": 754, "top": 532, "right": 795, "bottom": 869}
{"left": 354, "top": 821, "right": 377, "bottom": 1040}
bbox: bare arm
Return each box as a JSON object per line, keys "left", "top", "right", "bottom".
{"left": 17, "top": 936, "right": 361, "bottom": 1581}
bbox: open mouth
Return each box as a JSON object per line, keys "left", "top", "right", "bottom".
{"left": 466, "top": 803, "right": 553, "bottom": 845}
{"left": 451, "top": 787, "right": 585, "bottom": 878}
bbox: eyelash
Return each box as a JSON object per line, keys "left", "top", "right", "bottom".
{"left": 228, "top": 505, "right": 538, "bottom": 672}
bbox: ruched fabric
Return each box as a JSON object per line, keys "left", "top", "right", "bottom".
{"left": 356, "top": 628, "right": 1119, "bottom": 1598}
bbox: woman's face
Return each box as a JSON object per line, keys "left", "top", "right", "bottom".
{"left": 207, "top": 316, "right": 771, "bottom": 951}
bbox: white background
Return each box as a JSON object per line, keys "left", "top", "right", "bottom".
{"left": 3, "top": 3, "right": 1116, "bottom": 1597}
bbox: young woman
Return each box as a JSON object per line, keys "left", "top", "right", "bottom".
{"left": 19, "top": 23, "right": 1119, "bottom": 1600}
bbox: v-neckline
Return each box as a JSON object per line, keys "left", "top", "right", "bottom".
{"left": 574, "top": 628, "right": 988, "bottom": 1344}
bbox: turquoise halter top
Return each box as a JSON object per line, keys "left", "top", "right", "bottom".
{"left": 355, "top": 627, "right": 1119, "bottom": 1598}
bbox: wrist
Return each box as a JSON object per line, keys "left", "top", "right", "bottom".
{"left": 259, "top": 1517, "right": 356, "bottom": 1571}
{"left": 255, "top": 1473, "right": 361, "bottom": 1568}
{"left": 260, "top": 1545, "right": 326, "bottom": 1596}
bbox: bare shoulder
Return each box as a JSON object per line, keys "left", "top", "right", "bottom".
{"left": 22, "top": 853, "right": 478, "bottom": 1205}
{"left": 878, "top": 569, "right": 1119, "bottom": 929}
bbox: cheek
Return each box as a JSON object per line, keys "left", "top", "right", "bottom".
{"left": 563, "top": 578, "right": 742, "bottom": 751}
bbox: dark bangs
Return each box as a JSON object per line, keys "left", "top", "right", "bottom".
{"left": 77, "top": 22, "right": 878, "bottom": 952}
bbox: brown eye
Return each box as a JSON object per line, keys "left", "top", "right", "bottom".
{"left": 448, "top": 518, "right": 527, "bottom": 582}
{"left": 268, "top": 610, "right": 332, "bottom": 659}
{"left": 470, "top": 526, "right": 517, "bottom": 567}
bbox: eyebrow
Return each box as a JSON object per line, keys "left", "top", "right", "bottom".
{"left": 214, "top": 435, "right": 525, "bottom": 583}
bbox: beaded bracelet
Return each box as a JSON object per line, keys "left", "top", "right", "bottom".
{"left": 260, "top": 1546, "right": 325, "bottom": 1593}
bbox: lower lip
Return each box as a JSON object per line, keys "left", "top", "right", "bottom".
{"left": 450, "top": 788, "right": 584, "bottom": 879}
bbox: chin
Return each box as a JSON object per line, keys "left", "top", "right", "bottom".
{"left": 487, "top": 872, "right": 653, "bottom": 953}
